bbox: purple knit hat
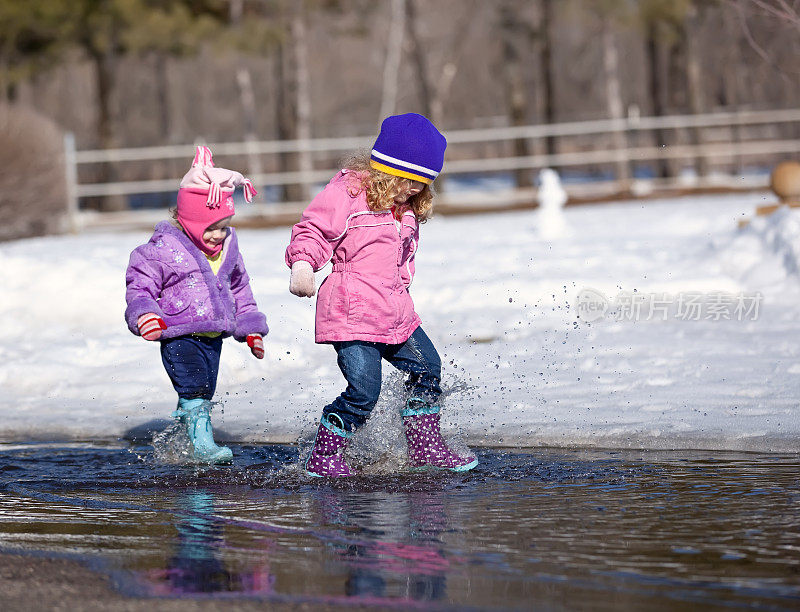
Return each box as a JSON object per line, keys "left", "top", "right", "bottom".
{"left": 369, "top": 113, "right": 447, "bottom": 184}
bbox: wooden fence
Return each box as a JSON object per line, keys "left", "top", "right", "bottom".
{"left": 65, "top": 107, "right": 800, "bottom": 231}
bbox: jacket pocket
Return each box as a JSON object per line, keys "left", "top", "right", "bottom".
{"left": 158, "top": 286, "right": 192, "bottom": 315}
{"left": 349, "top": 276, "right": 394, "bottom": 328}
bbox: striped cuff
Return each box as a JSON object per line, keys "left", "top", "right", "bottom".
{"left": 247, "top": 334, "right": 264, "bottom": 358}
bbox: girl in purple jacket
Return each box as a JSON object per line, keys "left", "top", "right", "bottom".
{"left": 286, "top": 113, "right": 477, "bottom": 477}
{"left": 125, "top": 147, "right": 268, "bottom": 464}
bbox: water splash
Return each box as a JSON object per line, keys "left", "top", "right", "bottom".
{"left": 293, "top": 372, "right": 478, "bottom": 476}
{"left": 348, "top": 374, "right": 408, "bottom": 474}
{"left": 152, "top": 420, "right": 196, "bottom": 465}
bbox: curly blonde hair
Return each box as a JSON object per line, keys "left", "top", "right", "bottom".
{"left": 341, "top": 152, "right": 435, "bottom": 222}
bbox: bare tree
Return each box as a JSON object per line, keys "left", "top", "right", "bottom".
{"left": 539, "top": 0, "right": 558, "bottom": 160}
{"left": 638, "top": 0, "right": 691, "bottom": 179}
{"left": 5, "top": 0, "right": 800, "bottom": 214}
{"left": 586, "top": 0, "right": 635, "bottom": 186}
{"left": 727, "top": 0, "right": 800, "bottom": 77}
{"left": 644, "top": 19, "right": 670, "bottom": 178}
{"left": 0, "top": 105, "right": 67, "bottom": 239}
{"left": 379, "top": 0, "right": 407, "bottom": 122}
{"left": 683, "top": 2, "right": 710, "bottom": 177}
{"left": 737, "top": 0, "right": 800, "bottom": 29}
{"left": 499, "top": 0, "right": 534, "bottom": 188}
{"left": 230, "top": 0, "right": 262, "bottom": 180}
{"left": 404, "top": 0, "right": 434, "bottom": 119}
{"left": 600, "top": 14, "right": 630, "bottom": 185}
{"left": 274, "top": 1, "right": 313, "bottom": 202}
{"left": 293, "top": 5, "right": 313, "bottom": 199}
{"left": 404, "top": 0, "right": 477, "bottom": 126}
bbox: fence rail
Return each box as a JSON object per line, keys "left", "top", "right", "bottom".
{"left": 65, "top": 107, "right": 800, "bottom": 231}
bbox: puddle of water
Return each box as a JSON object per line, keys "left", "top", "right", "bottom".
{"left": 0, "top": 443, "right": 799, "bottom": 610}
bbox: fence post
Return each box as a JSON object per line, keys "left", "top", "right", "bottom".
{"left": 63, "top": 132, "right": 80, "bottom": 234}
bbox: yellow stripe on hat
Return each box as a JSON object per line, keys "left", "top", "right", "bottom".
{"left": 370, "top": 160, "right": 433, "bottom": 184}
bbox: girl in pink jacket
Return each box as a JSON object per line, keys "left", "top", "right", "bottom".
{"left": 286, "top": 113, "right": 477, "bottom": 477}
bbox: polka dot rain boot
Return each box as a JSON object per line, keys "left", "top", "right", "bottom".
{"left": 402, "top": 398, "right": 478, "bottom": 472}
{"left": 305, "top": 413, "right": 356, "bottom": 478}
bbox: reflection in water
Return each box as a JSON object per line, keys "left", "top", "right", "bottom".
{"left": 147, "top": 492, "right": 275, "bottom": 596}
{"left": 314, "top": 489, "right": 448, "bottom": 601}
{"left": 0, "top": 445, "right": 798, "bottom": 609}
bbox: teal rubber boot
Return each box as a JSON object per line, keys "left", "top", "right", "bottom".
{"left": 173, "top": 398, "right": 233, "bottom": 465}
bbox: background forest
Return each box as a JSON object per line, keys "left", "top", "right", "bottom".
{"left": 1, "top": 0, "right": 799, "bottom": 236}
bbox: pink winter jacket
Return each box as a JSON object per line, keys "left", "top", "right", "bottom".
{"left": 285, "top": 170, "right": 422, "bottom": 344}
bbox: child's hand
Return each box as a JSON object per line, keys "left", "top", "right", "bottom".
{"left": 246, "top": 334, "right": 265, "bottom": 359}
{"left": 289, "top": 260, "right": 316, "bottom": 297}
{"left": 137, "top": 313, "right": 167, "bottom": 341}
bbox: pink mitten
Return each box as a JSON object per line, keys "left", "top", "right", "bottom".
{"left": 247, "top": 334, "right": 264, "bottom": 359}
{"left": 137, "top": 313, "right": 167, "bottom": 341}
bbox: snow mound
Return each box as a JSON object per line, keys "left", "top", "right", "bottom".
{"left": 2, "top": 192, "right": 800, "bottom": 452}
{"left": 745, "top": 207, "right": 800, "bottom": 277}
{"left": 715, "top": 206, "right": 800, "bottom": 293}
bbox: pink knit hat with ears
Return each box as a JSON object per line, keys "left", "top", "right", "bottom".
{"left": 176, "top": 146, "right": 258, "bottom": 256}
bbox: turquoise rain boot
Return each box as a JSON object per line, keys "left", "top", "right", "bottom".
{"left": 173, "top": 398, "right": 233, "bottom": 465}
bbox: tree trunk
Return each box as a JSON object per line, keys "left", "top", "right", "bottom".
{"left": 90, "top": 50, "right": 125, "bottom": 211}
{"left": 645, "top": 21, "right": 670, "bottom": 179}
{"left": 236, "top": 67, "right": 263, "bottom": 184}
{"left": 275, "top": 41, "right": 298, "bottom": 202}
{"left": 152, "top": 52, "right": 179, "bottom": 204}
{"left": 229, "top": 0, "right": 243, "bottom": 23}
{"left": 405, "top": 0, "right": 433, "bottom": 118}
{"left": 601, "top": 17, "right": 630, "bottom": 187}
{"left": 405, "top": 0, "right": 476, "bottom": 193}
{"left": 3, "top": 80, "right": 17, "bottom": 103}
{"left": 721, "top": 8, "right": 743, "bottom": 175}
{"left": 230, "top": 0, "right": 263, "bottom": 195}
{"left": 683, "top": 6, "right": 709, "bottom": 178}
{"left": 379, "top": 0, "right": 406, "bottom": 122}
{"left": 665, "top": 30, "right": 686, "bottom": 178}
{"left": 500, "top": 2, "right": 532, "bottom": 189}
{"left": 292, "top": 8, "right": 312, "bottom": 202}
{"left": 153, "top": 53, "right": 171, "bottom": 141}
{"left": 275, "top": 6, "right": 313, "bottom": 204}
{"left": 539, "top": 0, "right": 557, "bottom": 161}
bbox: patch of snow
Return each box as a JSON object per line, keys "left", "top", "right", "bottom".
{"left": 1, "top": 191, "right": 799, "bottom": 451}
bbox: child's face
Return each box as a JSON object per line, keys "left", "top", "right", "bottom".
{"left": 394, "top": 180, "right": 426, "bottom": 204}
{"left": 203, "top": 216, "right": 232, "bottom": 250}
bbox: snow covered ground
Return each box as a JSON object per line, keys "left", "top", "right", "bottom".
{"left": 2, "top": 191, "right": 799, "bottom": 451}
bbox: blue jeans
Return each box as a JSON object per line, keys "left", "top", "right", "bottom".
{"left": 323, "top": 326, "right": 442, "bottom": 432}
{"left": 160, "top": 335, "right": 223, "bottom": 400}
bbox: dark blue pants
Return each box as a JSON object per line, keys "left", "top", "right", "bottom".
{"left": 160, "top": 335, "right": 223, "bottom": 400}
{"left": 323, "top": 326, "right": 442, "bottom": 432}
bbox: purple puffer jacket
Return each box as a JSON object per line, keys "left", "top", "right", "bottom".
{"left": 125, "top": 221, "right": 268, "bottom": 340}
